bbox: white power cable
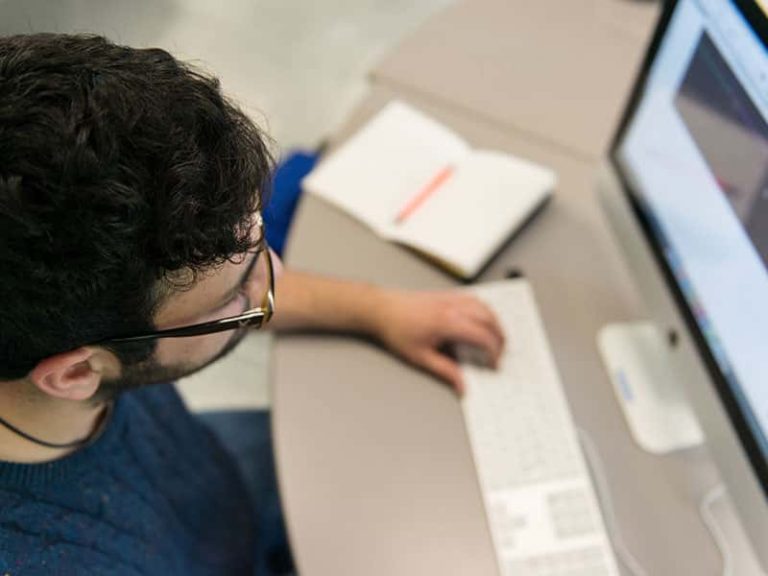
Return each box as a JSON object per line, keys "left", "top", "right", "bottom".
{"left": 700, "top": 485, "right": 768, "bottom": 576}
{"left": 699, "top": 484, "right": 768, "bottom": 576}
{"left": 699, "top": 485, "right": 734, "bottom": 576}
{"left": 577, "top": 427, "right": 648, "bottom": 576}
{"left": 579, "top": 428, "right": 766, "bottom": 576}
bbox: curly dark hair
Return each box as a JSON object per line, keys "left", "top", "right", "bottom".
{"left": 0, "top": 34, "right": 274, "bottom": 379}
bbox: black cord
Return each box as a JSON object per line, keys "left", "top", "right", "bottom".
{"left": 0, "top": 411, "right": 101, "bottom": 449}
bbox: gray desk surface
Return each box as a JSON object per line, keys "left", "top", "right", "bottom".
{"left": 372, "top": 0, "right": 661, "bottom": 161}
{"left": 272, "top": 84, "right": 724, "bottom": 576}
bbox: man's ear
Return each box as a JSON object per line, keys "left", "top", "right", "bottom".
{"left": 28, "top": 347, "right": 117, "bottom": 401}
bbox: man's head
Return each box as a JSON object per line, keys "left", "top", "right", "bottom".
{"left": 0, "top": 34, "right": 275, "bottom": 402}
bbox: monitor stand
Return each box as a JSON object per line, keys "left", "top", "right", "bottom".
{"left": 704, "top": 487, "right": 768, "bottom": 575}
{"left": 598, "top": 322, "right": 704, "bottom": 454}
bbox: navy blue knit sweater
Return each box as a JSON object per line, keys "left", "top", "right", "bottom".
{"left": 0, "top": 384, "right": 256, "bottom": 575}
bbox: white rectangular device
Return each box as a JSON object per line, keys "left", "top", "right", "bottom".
{"left": 461, "top": 280, "right": 619, "bottom": 576}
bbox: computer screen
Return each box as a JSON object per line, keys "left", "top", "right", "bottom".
{"left": 614, "top": 0, "right": 768, "bottom": 481}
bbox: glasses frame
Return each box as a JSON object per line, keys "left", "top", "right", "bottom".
{"left": 99, "top": 247, "right": 275, "bottom": 345}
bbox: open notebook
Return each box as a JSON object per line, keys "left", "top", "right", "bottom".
{"left": 302, "top": 101, "right": 557, "bottom": 279}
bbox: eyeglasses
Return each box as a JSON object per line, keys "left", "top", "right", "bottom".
{"left": 98, "top": 246, "right": 275, "bottom": 345}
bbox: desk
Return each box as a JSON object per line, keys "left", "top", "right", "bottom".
{"left": 372, "top": 0, "right": 661, "bottom": 161}
{"left": 272, "top": 84, "right": 723, "bottom": 576}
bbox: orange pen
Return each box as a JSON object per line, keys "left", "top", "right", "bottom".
{"left": 394, "top": 164, "right": 455, "bottom": 224}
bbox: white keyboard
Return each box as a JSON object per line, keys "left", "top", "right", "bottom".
{"left": 460, "top": 280, "right": 619, "bottom": 576}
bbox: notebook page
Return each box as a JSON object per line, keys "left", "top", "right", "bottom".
{"left": 302, "top": 101, "right": 470, "bottom": 236}
{"left": 391, "top": 150, "right": 556, "bottom": 277}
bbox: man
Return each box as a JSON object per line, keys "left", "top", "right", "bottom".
{"left": 0, "top": 34, "right": 504, "bottom": 575}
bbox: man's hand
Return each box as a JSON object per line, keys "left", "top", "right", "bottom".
{"left": 271, "top": 271, "right": 505, "bottom": 396}
{"left": 371, "top": 290, "right": 505, "bottom": 396}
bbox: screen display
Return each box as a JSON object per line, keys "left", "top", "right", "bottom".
{"left": 616, "top": 0, "right": 768, "bottom": 462}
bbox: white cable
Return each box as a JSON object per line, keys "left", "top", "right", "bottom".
{"left": 700, "top": 485, "right": 734, "bottom": 576}
{"left": 576, "top": 427, "right": 648, "bottom": 576}
{"left": 578, "top": 431, "right": 766, "bottom": 576}
{"left": 700, "top": 485, "right": 768, "bottom": 576}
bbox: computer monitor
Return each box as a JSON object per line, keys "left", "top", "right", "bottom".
{"left": 596, "top": 0, "right": 767, "bottom": 567}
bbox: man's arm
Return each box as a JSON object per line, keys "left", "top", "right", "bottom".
{"left": 269, "top": 269, "right": 505, "bottom": 395}
{"left": 269, "top": 270, "right": 384, "bottom": 334}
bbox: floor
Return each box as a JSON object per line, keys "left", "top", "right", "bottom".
{"left": 0, "top": 0, "right": 453, "bottom": 410}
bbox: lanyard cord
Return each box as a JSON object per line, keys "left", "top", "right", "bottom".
{"left": 0, "top": 404, "right": 112, "bottom": 449}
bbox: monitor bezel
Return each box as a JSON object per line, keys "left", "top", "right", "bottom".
{"left": 609, "top": 0, "right": 768, "bottom": 497}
